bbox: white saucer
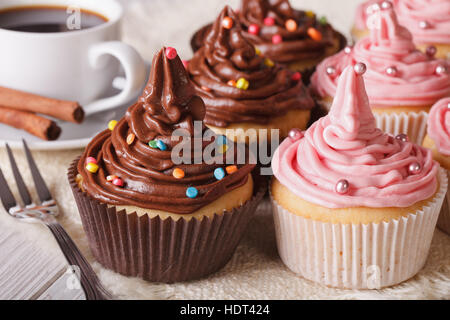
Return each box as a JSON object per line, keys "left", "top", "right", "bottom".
{"left": 0, "top": 66, "right": 149, "bottom": 151}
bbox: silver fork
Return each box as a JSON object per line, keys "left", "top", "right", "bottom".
{"left": 0, "top": 140, "right": 114, "bottom": 300}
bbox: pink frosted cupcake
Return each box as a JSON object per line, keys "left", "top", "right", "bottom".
{"left": 312, "top": 2, "right": 450, "bottom": 144}
{"left": 423, "top": 98, "right": 450, "bottom": 235}
{"left": 352, "top": 0, "right": 450, "bottom": 59}
{"left": 271, "top": 64, "right": 447, "bottom": 289}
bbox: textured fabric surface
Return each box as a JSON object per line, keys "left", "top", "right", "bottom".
{"left": 0, "top": 0, "right": 449, "bottom": 300}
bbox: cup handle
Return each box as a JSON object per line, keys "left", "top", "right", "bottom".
{"left": 84, "top": 41, "right": 146, "bottom": 116}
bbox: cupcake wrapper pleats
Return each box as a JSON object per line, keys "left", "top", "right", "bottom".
{"left": 270, "top": 168, "right": 448, "bottom": 289}
{"left": 374, "top": 111, "right": 428, "bottom": 145}
{"left": 68, "top": 159, "right": 266, "bottom": 283}
{"left": 437, "top": 170, "right": 450, "bottom": 235}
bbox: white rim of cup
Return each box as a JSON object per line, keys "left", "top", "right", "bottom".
{"left": 0, "top": 0, "right": 123, "bottom": 38}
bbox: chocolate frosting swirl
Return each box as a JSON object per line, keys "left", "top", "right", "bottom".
{"left": 191, "top": 0, "right": 345, "bottom": 65}
{"left": 188, "top": 6, "right": 315, "bottom": 128}
{"left": 78, "top": 48, "right": 255, "bottom": 214}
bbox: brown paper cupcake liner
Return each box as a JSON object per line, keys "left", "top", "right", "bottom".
{"left": 68, "top": 158, "right": 267, "bottom": 283}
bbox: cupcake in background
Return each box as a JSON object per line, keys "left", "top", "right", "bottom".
{"left": 191, "top": 0, "right": 346, "bottom": 83}
{"left": 69, "top": 47, "right": 266, "bottom": 283}
{"left": 311, "top": 1, "right": 450, "bottom": 144}
{"left": 352, "top": 0, "right": 450, "bottom": 59}
{"left": 188, "top": 6, "right": 315, "bottom": 144}
{"left": 271, "top": 63, "right": 447, "bottom": 289}
{"left": 423, "top": 98, "right": 450, "bottom": 235}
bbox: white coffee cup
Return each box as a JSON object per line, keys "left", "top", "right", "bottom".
{"left": 0, "top": 0, "right": 146, "bottom": 115}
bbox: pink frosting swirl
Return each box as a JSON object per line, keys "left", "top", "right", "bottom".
{"left": 427, "top": 97, "right": 450, "bottom": 156}
{"left": 312, "top": 3, "right": 450, "bottom": 107}
{"left": 273, "top": 65, "right": 439, "bottom": 208}
{"left": 355, "top": 0, "right": 450, "bottom": 44}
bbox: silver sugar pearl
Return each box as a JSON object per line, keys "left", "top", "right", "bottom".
{"left": 344, "top": 46, "right": 352, "bottom": 54}
{"left": 408, "top": 162, "right": 421, "bottom": 175}
{"left": 354, "top": 62, "right": 367, "bottom": 75}
{"left": 436, "top": 65, "right": 447, "bottom": 75}
{"left": 447, "top": 103, "right": 450, "bottom": 109}
{"left": 381, "top": 1, "right": 392, "bottom": 9}
{"left": 326, "top": 66, "right": 336, "bottom": 75}
{"left": 395, "top": 133, "right": 408, "bottom": 142}
{"left": 335, "top": 179, "right": 350, "bottom": 194}
{"left": 288, "top": 128, "right": 303, "bottom": 141}
{"left": 419, "top": 20, "right": 430, "bottom": 29}
{"left": 426, "top": 45, "right": 437, "bottom": 57}
{"left": 386, "top": 66, "right": 398, "bottom": 76}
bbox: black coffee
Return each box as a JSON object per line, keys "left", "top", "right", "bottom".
{"left": 0, "top": 5, "right": 108, "bottom": 33}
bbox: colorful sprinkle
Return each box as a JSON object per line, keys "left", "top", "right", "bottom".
{"left": 201, "top": 86, "right": 212, "bottom": 92}
{"left": 165, "top": 47, "right": 177, "bottom": 60}
{"left": 86, "top": 162, "right": 99, "bottom": 173}
{"left": 226, "top": 165, "right": 238, "bottom": 174}
{"left": 236, "top": 78, "right": 249, "bottom": 90}
{"left": 222, "top": 17, "right": 234, "bottom": 29}
{"left": 173, "top": 168, "right": 185, "bottom": 179}
{"left": 255, "top": 47, "right": 262, "bottom": 56}
{"left": 148, "top": 140, "right": 158, "bottom": 148}
{"left": 305, "top": 10, "right": 315, "bottom": 18}
{"left": 156, "top": 140, "right": 167, "bottom": 151}
{"left": 272, "top": 34, "right": 282, "bottom": 44}
{"left": 285, "top": 19, "right": 297, "bottom": 32}
{"left": 218, "top": 144, "right": 228, "bottom": 154}
{"left": 182, "top": 60, "right": 189, "bottom": 69}
{"left": 227, "top": 79, "right": 237, "bottom": 87}
{"left": 112, "top": 178, "right": 124, "bottom": 187}
{"left": 186, "top": 187, "right": 198, "bottom": 199}
{"left": 214, "top": 168, "right": 226, "bottom": 180}
{"left": 264, "top": 58, "right": 275, "bottom": 67}
{"left": 108, "top": 120, "right": 118, "bottom": 131}
{"left": 335, "top": 179, "right": 349, "bottom": 194}
{"left": 291, "top": 72, "right": 301, "bottom": 81}
{"left": 264, "top": 17, "right": 275, "bottom": 26}
{"left": 319, "top": 16, "right": 327, "bottom": 25}
{"left": 307, "top": 27, "right": 322, "bottom": 41}
{"left": 126, "top": 133, "right": 136, "bottom": 145}
{"left": 216, "top": 135, "right": 227, "bottom": 146}
{"left": 248, "top": 24, "right": 260, "bottom": 35}
{"left": 106, "top": 175, "right": 118, "bottom": 182}
{"left": 85, "top": 157, "right": 97, "bottom": 165}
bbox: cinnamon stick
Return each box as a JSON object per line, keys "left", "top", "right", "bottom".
{"left": 0, "top": 86, "right": 84, "bottom": 123}
{"left": 0, "top": 106, "right": 61, "bottom": 141}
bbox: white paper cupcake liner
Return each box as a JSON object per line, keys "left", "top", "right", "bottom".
{"left": 374, "top": 112, "right": 428, "bottom": 145}
{"left": 270, "top": 168, "right": 448, "bottom": 289}
{"left": 317, "top": 99, "right": 428, "bottom": 145}
{"left": 437, "top": 170, "right": 450, "bottom": 235}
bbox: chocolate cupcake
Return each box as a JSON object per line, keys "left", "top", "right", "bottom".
{"left": 68, "top": 47, "right": 266, "bottom": 283}
{"left": 191, "top": 0, "right": 346, "bottom": 83}
{"left": 188, "top": 6, "right": 315, "bottom": 144}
